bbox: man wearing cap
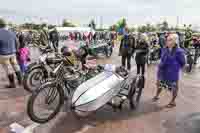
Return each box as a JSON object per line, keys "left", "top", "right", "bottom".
{"left": 119, "top": 28, "right": 135, "bottom": 71}
{"left": 0, "top": 18, "right": 22, "bottom": 88}
{"left": 49, "top": 28, "right": 59, "bottom": 52}
{"left": 39, "top": 24, "right": 49, "bottom": 48}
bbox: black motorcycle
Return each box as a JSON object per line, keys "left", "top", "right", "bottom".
{"left": 27, "top": 55, "right": 104, "bottom": 123}
{"left": 23, "top": 46, "right": 99, "bottom": 93}
{"left": 23, "top": 49, "right": 61, "bottom": 92}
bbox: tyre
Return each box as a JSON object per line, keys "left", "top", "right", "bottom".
{"left": 128, "top": 85, "right": 136, "bottom": 110}
{"left": 128, "top": 76, "right": 144, "bottom": 109}
{"left": 23, "top": 66, "right": 47, "bottom": 92}
{"left": 134, "top": 87, "right": 144, "bottom": 107}
{"left": 27, "top": 82, "right": 64, "bottom": 123}
{"left": 26, "top": 62, "right": 38, "bottom": 72}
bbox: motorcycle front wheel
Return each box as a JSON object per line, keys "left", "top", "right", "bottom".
{"left": 27, "top": 82, "right": 64, "bottom": 123}
{"left": 23, "top": 66, "right": 47, "bottom": 92}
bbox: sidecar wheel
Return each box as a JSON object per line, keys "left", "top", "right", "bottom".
{"left": 128, "top": 85, "right": 136, "bottom": 110}
{"left": 128, "top": 76, "right": 145, "bottom": 109}
{"left": 135, "top": 87, "right": 144, "bottom": 107}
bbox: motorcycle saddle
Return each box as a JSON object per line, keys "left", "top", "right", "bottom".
{"left": 46, "top": 58, "right": 62, "bottom": 64}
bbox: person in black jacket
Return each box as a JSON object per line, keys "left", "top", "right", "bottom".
{"left": 49, "top": 28, "right": 59, "bottom": 52}
{"left": 135, "top": 33, "right": 149, "bottom": 75}
{"left": 119, "top": 29, "right": 135, "bottom": 71}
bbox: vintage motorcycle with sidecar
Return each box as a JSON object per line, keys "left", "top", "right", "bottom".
{"left": 27, "top": 65, "right": 145, "bottom": 123}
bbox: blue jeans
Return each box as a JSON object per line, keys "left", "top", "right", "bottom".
{"left": 19, "top": 63, "right": 27, "bottom": 73}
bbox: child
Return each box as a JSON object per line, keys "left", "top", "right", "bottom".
{"left": 18, "top": 44, "right": 30, "bottom": 74}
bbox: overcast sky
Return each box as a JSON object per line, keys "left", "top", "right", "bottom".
{"left": 0, "top": 0, "right": 200, "bottom": 27}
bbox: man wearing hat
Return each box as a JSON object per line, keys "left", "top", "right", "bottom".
{"left": 49, "top": 27, "right": 59, "bottom": 52}
{"left": 39, "top": 23, "right": 49, "bottom": 48}
{"left": 0, "top": 18, "right": 22, "bottom": 88}
{"left": 119, "top": 27, "right": 135, "bottom": 71}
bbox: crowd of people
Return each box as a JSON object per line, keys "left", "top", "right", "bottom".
{"left": 2, "top": 17, "right": 200, "bottom": 108}
{"left": 14, "top": 27, "right": 117, "bottom": 52}
{"left": 119, "top": 28, "right": 186, "bottom": 108}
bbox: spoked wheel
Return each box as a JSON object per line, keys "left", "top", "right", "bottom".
{"left": 23, "top": 67, "right": 46, "bottom": 92}
{"left": 27, "top": 82, "right": 64, "bottom": 123}
{"left": 128, "top": 77, "right": 145, "bottom": 110}
{"left": 129, "top": 86, "right": 144, "bottom": 110}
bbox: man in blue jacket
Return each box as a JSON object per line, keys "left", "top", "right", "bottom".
{"left": 119, "top": 28, "right": 135, "bottom": 71}
{"left": 0, "top": 18, "right": 22, "bottom": 88}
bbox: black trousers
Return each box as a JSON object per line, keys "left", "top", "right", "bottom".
{"left": 121, "top": 55, "right": 131, "bottom": 70}
{"left": 52, "top": 41, "right": 59, "bottom": 52}
{"left": 136, "top": 64, "right": 145, "bottom": 75}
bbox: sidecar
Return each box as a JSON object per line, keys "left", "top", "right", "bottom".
{"left": 71, "top": 70, "right": 124, "bottom": 116}
{"left": 71, "top": 65, "right": 145, "bottom": 117}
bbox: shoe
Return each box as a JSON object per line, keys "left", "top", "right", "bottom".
{"left": 5, "top": 74, "right": 16, "bottom": 88}
{"left": 15, "top": 71, "right": 22, "bottom": 85}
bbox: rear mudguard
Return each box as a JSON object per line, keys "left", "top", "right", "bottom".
{"left": 26, "top": 62, "right": 38, "bottom": 72}
{"left": 26, "top": 63, "right": 49, "bottom": 79}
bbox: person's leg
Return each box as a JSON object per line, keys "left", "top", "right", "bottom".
{"left": 153, "top": 80, "right": 163, "bottom": 101}
{"left": 53, "top": 41, "right": 59, "bottom": 52}
{"left": 10, "top": 55, "right": 22, "bottom": 85}
{"left": 194, "top": 48, "right": 198, "bottom": 64}
{"left": 19, "top": 62, "right": 27, "bottom": 74}
{"left": 19, "top": 63, "right": 23, "bottom": 73}
{"left": 81, "top": 57, "right": 86, "bottom": 70}
{"left": 136, "top": 64, "right": 140, "bottom": 75}
{"left": 52, "top": 41, "right": 56, "bottom": 51}
{"left": 127, "top": 55, "right": 131, "bottom": 71}
{"left": 141, "top": 64, "right": 145, "bottom": 75}
{"left": 0, "top": 56, "right": 16, "bottom": 88}
{"left": 167, "top": 81, "right": 179, "bottom": 107}
{"left": 121, "top": 56, "right": 126, "bottom": 68}
{"left": 56, "top": 41, "right": 59, "bottom": 52}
